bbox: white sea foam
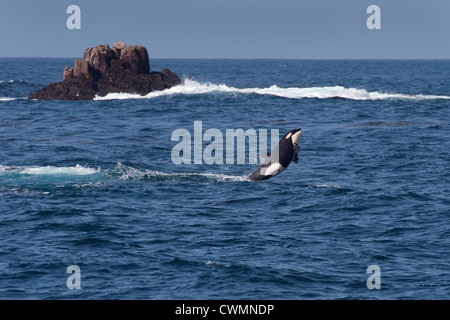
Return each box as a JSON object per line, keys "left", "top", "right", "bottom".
{"left": 0, "top": 80, "right": 19, "bottom": 83}
{"left": 0, "top": 164, "right": 99, "bottom": 176}
{"left": 313, "top": 184, "right": 342, "bottom": 189}
{"left": 111, "top": 162, "right": 248, "bottom": 182}
{"left": 94, "top": 78, "right": 450, "bottom": 101}
{"left": 0, "top": 97, "right": 26, "bottom": 101}
{"left": 2, "top": 163, "right": 247, "bottom": 182}
{"left": 18, "top": 164, "right": 100, "bottom": 176}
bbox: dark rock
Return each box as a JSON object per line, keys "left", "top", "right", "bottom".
{"left": 162, "top": 68, "right": 182, "bottom": 88}
{"left": 73, "top": 59, "right": 94, "bottom": 79}
{"left": 28, "top": 42, "right": 181, "bottom": 100}
{"left": 82, "top": 44, "right": 117, "bottom": 75}
{"left": 63, "top": 66, "right": 74, "bottom": 81}
{"left": 28, "top": 78, "right": 97, "bottom": 101}
{"left": 113, "top": 41, "right": 126, "bottom": 50}
{"left": 119, "top": 45, "right": 150, "bottom": 74}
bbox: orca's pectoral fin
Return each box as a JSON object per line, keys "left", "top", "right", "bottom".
{"left": 293, "top": 153, "right": 299, "bottom": 164}
{"left": 293, "top": 143, "right": 301, "bottom": 153}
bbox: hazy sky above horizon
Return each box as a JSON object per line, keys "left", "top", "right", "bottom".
{"left": 1, "top": 0, "right": 450, "bottom": 59}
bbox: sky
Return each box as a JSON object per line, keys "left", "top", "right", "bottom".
{"left": 1, "top": 0, "right": 450, "bottom": 59}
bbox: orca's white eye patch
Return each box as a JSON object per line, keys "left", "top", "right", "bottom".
{"left": 286, "top": 132, "right": 292, "bottom": 139}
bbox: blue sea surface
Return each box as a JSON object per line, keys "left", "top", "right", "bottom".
{"left": 0, "top": 58, "right": 449, "bottom": 299}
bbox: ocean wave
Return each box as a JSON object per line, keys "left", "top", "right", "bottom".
{"left": 0, "top": 163, "right": 249, "bottom": 186}
{"left": 0, "top": 80, "right": 32, "bottom": 102}
{"left": 94, "top": 78, "right": 450, "bottom": 101}
{"left": 0, "top": 80, "right": 30, "bottom": 84}
{"left": 0, "top": 97, "right": 27, "bottom": 101}
{"left": 0, "top": 164, "right": 103, "bottom": 193}
{"left": 19, "top": 164, "right": 100, "bottom": 176}
{"left": 0, "top": 164, "right": 100, "bottom": 176}
{"left": 313, "top": 184, "right": 342, "bottom": 189}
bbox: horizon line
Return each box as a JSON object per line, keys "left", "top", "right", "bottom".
{"left": 1, "top": 56, "right": 450, "bottom": 61}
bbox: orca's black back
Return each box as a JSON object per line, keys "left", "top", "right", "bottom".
{"left": 277, "top": 138, "right": 295, "bottom": 167}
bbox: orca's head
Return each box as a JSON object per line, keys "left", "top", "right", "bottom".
{"left": 284, "top": 128, "right": 302, "bottom": 145}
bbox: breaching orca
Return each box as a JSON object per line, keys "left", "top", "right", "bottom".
{"left": 248, "top": 128, "right": 302, "bottom": 181}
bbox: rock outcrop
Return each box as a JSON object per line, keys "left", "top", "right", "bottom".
{"left": 29, "top": 42, "right": 181, "bottom": 100}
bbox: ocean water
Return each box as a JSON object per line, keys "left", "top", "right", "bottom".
{"left": 0, "top": 58, "right": 449, "bottom": 300}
